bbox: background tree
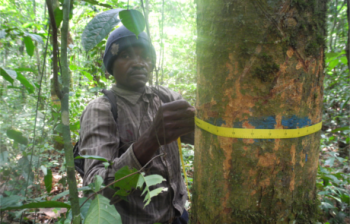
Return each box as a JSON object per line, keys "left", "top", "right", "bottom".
{"left": 192, "top": 0, "right": 327, "bottom": 223}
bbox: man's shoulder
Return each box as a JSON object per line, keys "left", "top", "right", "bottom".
{"left": 83, "top": 96, "right": 111, "bottom": 113}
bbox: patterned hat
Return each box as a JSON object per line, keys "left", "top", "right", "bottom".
{"left": 103, "top": 26, "right": 156, "bottom": 74}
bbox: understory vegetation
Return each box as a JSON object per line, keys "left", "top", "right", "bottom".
{"left": 0, "top": 0, "right": 348, "bottom": 223}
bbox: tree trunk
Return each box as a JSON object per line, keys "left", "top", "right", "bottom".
{"left": 60, "top": 0, "right": 81, "bottom": 223}
{"left": 192, "top": 0, "right": 326, "bottom": 223}
{"left": 346, "top": 0, "right": 350, "bottom": 70}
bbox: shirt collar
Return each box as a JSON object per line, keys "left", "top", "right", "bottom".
{"left": 111, "top": 84, "right": 153, "bottom": 105}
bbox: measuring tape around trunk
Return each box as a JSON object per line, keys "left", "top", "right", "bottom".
{"left": 195, "top": 117, "right": 322, "bottom": 139}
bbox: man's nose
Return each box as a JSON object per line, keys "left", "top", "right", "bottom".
{"left": 131, "top": 55, "right": 146, "bottom": 68}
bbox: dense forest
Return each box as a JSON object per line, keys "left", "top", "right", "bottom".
{"left": 0, "top": 0, "right": 348, "bottom": 223}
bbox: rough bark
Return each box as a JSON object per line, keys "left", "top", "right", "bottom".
{"left": 60, "top": 0, "right": 81, "bottom": 223}
{"left": 192, "top": 0, "right": 326, "bottom": 223}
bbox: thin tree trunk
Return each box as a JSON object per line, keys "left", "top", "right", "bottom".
{"left": 46, "top": 0, "right": 62, "bottom": 100}
{"left": 60, "top": 0, "right": 81, "bottom": 223}
{"left": 144, "top": 0, "right": 153, "bottom": 85}
{"left": 192, "top": 0, "right": 326, "bottom": 223}
{"left": 346, "top": 0, "right": 350, "bottom": 70}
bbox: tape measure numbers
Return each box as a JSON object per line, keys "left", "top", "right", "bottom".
{"left": 195, "top": 117, "right": 322, "bottom": 139}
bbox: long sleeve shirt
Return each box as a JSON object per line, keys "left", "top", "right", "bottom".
{"left": 79, "top": 85, "right": 190, "bottom": 224}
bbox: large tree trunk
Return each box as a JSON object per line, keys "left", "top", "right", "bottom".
{"left": 192, "top": 0, "right": 326, "bottom": 223}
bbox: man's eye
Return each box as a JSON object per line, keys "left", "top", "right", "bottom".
{"left": 143, "top": 54, "right": 151, "bottom": 60}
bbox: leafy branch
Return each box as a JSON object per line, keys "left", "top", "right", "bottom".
{"left": 80, "top": 153, "right": 164, "bottom": 209}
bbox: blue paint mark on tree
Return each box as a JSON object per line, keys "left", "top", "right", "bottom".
{"left": 248, "top": 116, "right": 276, "bottom": 129}
{"left": 281, "top": 115, "right": 311, "bottom": 129}
{"left": 205, "top": 115, "right": 311, "bottom": 133}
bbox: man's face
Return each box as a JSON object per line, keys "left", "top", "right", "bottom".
{"left": 112, "top": 45, "right": 153, "bottom": 92}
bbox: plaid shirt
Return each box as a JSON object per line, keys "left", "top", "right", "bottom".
{"left": 79, "top": 85, "right": 190, "bottom": 224}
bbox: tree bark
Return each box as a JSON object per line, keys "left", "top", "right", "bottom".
{"left": 60, "top": 0, "right": 81, "bottom": 223}
{"left": 192, "top": 0, "right": 326, "bottom": 223}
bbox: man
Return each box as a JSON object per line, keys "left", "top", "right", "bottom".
{"left": 79, "top": 26, "right": 195, "bottom": 224}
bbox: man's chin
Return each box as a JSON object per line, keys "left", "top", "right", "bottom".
{"left": 121, "top": 81, "right": 147, "bottom": 92}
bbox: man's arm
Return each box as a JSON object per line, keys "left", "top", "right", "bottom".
{"left": 80, "top": 98, "right": 146, "bottom": 185}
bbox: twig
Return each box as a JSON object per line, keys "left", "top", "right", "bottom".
{"left": 79, "top": 153, "right": 163, "bottom": 209}
{"left": 33, "top": 25, "right": 51, "bottom": 177}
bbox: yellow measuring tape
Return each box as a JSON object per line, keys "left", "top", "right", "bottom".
{"left": 195, "top": 117, "right": 322, "bottom": 139}
{"left": 178, "top": 117, "right": 321, "bottom": 200}
{"left": 177, "top": 138, "right": 191, "bottom": 200}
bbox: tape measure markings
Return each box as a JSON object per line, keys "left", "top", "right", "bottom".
{"left": 195, "top": 117, "right": 322, "bottom": 139}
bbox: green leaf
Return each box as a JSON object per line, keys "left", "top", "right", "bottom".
{"left": 113, "top": 167, "right": 166, "bottom": 206}
{"left": 80, "top": 197, "right": 92, "bottom": 220}
{"left": 321, "top": 202, "right": 335, "bottom": 209}
{"left": 144, "top": 175, "right": 166, "bottom": 187}
{"left": 6, "top": 129, "right": 28, "bottom": 145}
{"left": 0, "top": 201, "right": 71, "bottom": 211}
{"left": 136, "top": 174, "right": 145, "bottom": 189}
{"left": 16, "top": 72, "right": 35, "bottom": 94}
{"left": 144, "top": 187, "right": 165, "bottom": 207}
{"left": 114, "top": 166, "right": 140, "bottom": 190}
{"left": 340, "top": 56, "right": 348, "bottom": 65}
{"left": 340, "top": 194, "right": 350, "bottom": 204}
{"left": 102, "top": 162, "right": 110, "bottom": 169}
{"left": 14, "top": 67, "right": 37, "bottom": 74}
{"left": 54, "top": 8, "right": 63, "bottom": 28}
{"left": 94, "top": 175, "right": 104, "bottom": 192}
{"left": 0, "top": 67, "right": 17, "bottom": 84}
{"left": 331, "top": 126, "right": 350, "bottom": 132}
{"left": 44, "top": 169, "right": 53, "bottom": 193}
{"left": 328, "top": 59, "right": 339, "bottom": 70}
{"left": 0, "top": 195, "right": 23, "bottom": 209}
{"left": 74, "top": 155, "right": 109, "bottom": 163}
{"left": 25, "top": 32, "right": 44, "bottom": 45}
{"left": 0, "top": 151, "right": 9, "bottom": 166}
{"left": 81, "top": 9, "right": 122, "bottom": 52}
{"left": 82, "top": 71, "right": 93, "bottom": 81}
{"left": 70, "top": 121, "right": 80, "bottom": 131}
{"left": 325, "top": 51, "right": 344, "bottom": 60}
{"left": 119, "top": 9, "right": 145, "bottom": 37}
{"left": 24, "top": 36, "right": 35, "bottom": 56}
{"left": 324, "top": 157, "right": 335, "bottom": 167}
{"left": 114, "top": 189, "right": 131, "bottom": 197}
{"left": 84, "top": 194, "right": 122, "bottom": 224}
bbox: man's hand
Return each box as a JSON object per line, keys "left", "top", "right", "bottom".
{"left": 133, "top": 100, "right": 195, "bottom": 165}
{"left": 149, "top": 100, "right": 195, "bottom": 145}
